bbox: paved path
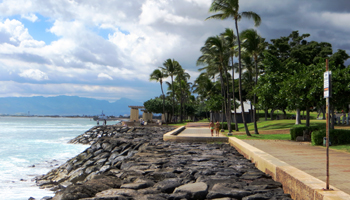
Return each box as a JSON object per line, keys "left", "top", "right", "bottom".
{"left": 179, "top": 122, "right": 226, "bottom": 137}
{"left": 242, "top": 139, "right": 350, "bottom": 195}
{"left": 176, "top": 123, "right": 350, "bottom": 195}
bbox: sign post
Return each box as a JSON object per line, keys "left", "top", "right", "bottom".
{"left": 324, "top": 59, "right": 331, "bottom": 190}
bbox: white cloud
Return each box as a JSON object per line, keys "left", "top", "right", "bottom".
{"left": 19, "top": 69, "right": 49, "bottom": 81}
{"left": 98, "top": 73, "right": 113, "bottom": 80}
{"left": 0, "top": 0, "right": 349, "bottom": 103}
{"left": 139, "top": 0, "right": 202, "bottom": 26}
{"left": 21, "top": 13, "right": 38, "bottom": 22}
{"left": 0, "top": 81, "right": 141, "bottom": 101}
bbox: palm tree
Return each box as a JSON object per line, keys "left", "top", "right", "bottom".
{"left": 175, "top": 67, "right": 191, "bottom": 122}
{"left": 221, "top": 28, "right": 239, "bottom": 132}
{"left": 241, "top": 29, "right": 267, "bottom": 134}
{"left": 193, "top": 73, "right": 215, "bottom": 100}
{"left": 197, "top": 35, "right": 232, "bottom": 131}
{"left": 206, "top": 0, "right": 261, "bottom": 136}
{"left": 150, "top": 69, "right": 167, "bottom": 123}
{"left": 161, "top": 59, "right": 181, "bottom": 122}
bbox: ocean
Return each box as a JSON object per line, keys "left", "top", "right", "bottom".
{"left": 0, "top": 117, "right": 103, "bottom": 200}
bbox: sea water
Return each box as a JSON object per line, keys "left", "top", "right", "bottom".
{"left": 0, "top": 117, "right": 99, "bottom": 200}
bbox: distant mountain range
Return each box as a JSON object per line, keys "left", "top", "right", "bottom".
{"left": 0, "top": 96, "right": 143, "bottom": 116}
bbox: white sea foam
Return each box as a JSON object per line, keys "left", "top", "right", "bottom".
{"left": 0, "top": 117, "right": 96, "bottom": 200}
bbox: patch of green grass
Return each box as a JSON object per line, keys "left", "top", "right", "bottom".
{"left": 167, "top": 122, "right": 187, "bottom": 126}
{"left": 233, "top": 134, "right": 291, "bottom": 140}
{"left": 235, "top": 119, "right": 326, "bottom": 132}
{"left": 198, "top": 118, "right": 210, "bottom": 122}
{"left": 329, "top": 145, "right": 350, "bottom": 153}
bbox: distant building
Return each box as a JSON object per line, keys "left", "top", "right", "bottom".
{"left": 210, "top": 101, "right": 253, "bottom": 123}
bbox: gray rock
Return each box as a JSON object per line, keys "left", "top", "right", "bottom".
{"left": 174, "top": 182, "right": 208, "bottom": 200}
{"left": 154, "top": 178, "right": 182, "bottom": 193}
{"left": 120, "top": 179, "right": 154, "bottom": 190}
{"left": 207, "top": 183, "right": 253, "bottom": 199}
{"left": 95, "top": 189, "right": 138, "bottom": 198}
{"left": 240, "top": 170, "right": 268, "bottom": 180}
{"left": 35, "top": 126, "right": 291, "bottom": 200}
{"left": 242, "top": 193, "right": 271, "bottom": 200}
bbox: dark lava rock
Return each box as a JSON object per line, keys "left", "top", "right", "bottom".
{"left": 33, "top": 126, "right": 292, "bottom": 200}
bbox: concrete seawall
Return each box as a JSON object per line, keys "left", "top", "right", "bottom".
{"left": 228, "top": 137, "right": 350, "bottom": 200}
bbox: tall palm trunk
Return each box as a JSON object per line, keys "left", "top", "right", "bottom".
{"left": 171, "top": 75, "right": 175, "bottom": 122}
{"left": 219, "top": 69, "right": 227, "bottom": 126}
{"left": 253, "top": 56, "right": 259, "bottom": 134}
{"left": 160, "top": 81, "right": 167, "bottom": 124}
{"left": 235, "top": 18, "right": 251, "bottom": 136}
{"left": 222, "top": 62, "right": 232, "bottom": 133}
{"left": 306, "top": 105, "right": 310, "bottom": 127}
{"left": 180, "top": 90, "right": 183, "bottom": 123}
{"left": 231, "top": 58, "right": 239, "bottom": 131}
{"left": 296, "top": 108, "right": 301, "bottom": 124}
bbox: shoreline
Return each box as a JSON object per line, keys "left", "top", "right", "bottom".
{"left": 32, "top": 125, "right": 292, "bottom": 200}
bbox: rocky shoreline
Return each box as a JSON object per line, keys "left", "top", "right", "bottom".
{"left": 32, "top": 125, "right": 292, "bottom": 200}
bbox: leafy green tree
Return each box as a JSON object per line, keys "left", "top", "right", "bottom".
{"left": 206, "top": 94, "right": 225, "bottom": 122}
{"left": 144, "top": 97, "right": 172, "bottom": 115}
{"left": 207, "top": 0, "right": 261, "bottom": 136}
{"left": 257, "top": 31, "right": 350, "bottom": 127}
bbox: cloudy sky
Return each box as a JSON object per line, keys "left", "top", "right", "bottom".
{"left": 0, "top": 0, "right": 349, "bottom": 103}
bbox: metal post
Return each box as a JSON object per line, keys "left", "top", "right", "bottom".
{"left": 326, "top": 59, "right": 330, "bottom": 190}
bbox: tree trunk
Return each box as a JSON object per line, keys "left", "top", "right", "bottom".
{"left": 171, "top": 75, "right": 175, "bottom": 122}
{"left": 270, "top": 108, "right": 275, "bottom": 120}
{"left": 221, "top": 104, "right": 224, "bottom": 129}
{"left": 180, "top": 90, "right": 183, "bottom": 123}
{"left": 306, "top": 106, "right": 310, "bottom": 127}
{"left": 231, "top": 57, "right": 239, "bottom": 131}
{"left": 222, "top": 63, "right": 232, "bottom": 133}
{"left": 253, "top": 57, "right": 259, "bottom": 134}
{"left": 282, "top": 109, "right": 287, "bottom": 119}
{"left": 296, "top": 108, "right": 301, "bottom": 124}
{"left": 252, "top": 103, "right": 258, "bottom": 134}
{"left": 265, "top": 108, "right": 268, "bottom": 121}
{"left": 331, "top": 106, "right": 335, "bottom": 130}
{"left": 160, "top": 82, "right": 167, "bottom": 125}
{"left": 235, "top": 18, "right": 251, "bottom": 136}
{"left": 322, "top": 105, "right": 326, "bottom": 119}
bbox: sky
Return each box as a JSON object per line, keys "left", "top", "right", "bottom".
{"left": 0, "top": 0, "right": 350, "bottom": 103}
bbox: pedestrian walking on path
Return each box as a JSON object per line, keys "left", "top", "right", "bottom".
{"left": 209, "top": 121, "right": 214, "bottom": 136}
{"left": 215, "top": 121, "right": 220, "bottom": 136}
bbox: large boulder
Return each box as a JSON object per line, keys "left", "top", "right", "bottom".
{"left": 173, "top": 182, "right": 208, "bottom": 200}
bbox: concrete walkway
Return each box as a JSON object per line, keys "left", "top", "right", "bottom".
{"left": 173, "top": 123, "right": 350, "bottom": 198}
{"left": 164, "top": 123, "right": 227, "bottom": 143}
{"left": 243, "top": 139, "right": 350, "bottom": 195}
{"left": 180, "top": 122, "right": 226, "bottom": 137}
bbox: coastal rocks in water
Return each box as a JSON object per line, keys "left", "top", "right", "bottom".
{"left": 68, "top": 125, "right": 147, "bottom": 144}
{"left": 35, "top": 126, "right": 292, "bottom": 200}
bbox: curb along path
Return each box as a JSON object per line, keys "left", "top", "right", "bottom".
{"left": 242, "top": 139, "right": 350, "bottom": 196}
{"left": 170, "top": 123, "right": 350, "bottom": 200}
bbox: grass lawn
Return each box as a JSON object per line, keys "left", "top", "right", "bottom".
{"left": 167, "top": 122, "right": 187, "bottom": 127}
{"left": 329, "top": 145, "right": 350, "bottom": 154}
{"left": 233, "top": 134, "right": 291, "bottom": 140}
{"left": 234, "top": 119, "right": 326, "bottom": 132}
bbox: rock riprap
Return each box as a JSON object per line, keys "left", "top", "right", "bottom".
{"left": 34, "top": 126, "right": 292, "bottom": 200}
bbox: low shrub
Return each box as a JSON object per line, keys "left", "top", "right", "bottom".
{"left": 290, "top": 124, "right": 326, "bottom": 140}
{"left": 312, "top": 129, "right": 350, "bottom": 145}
